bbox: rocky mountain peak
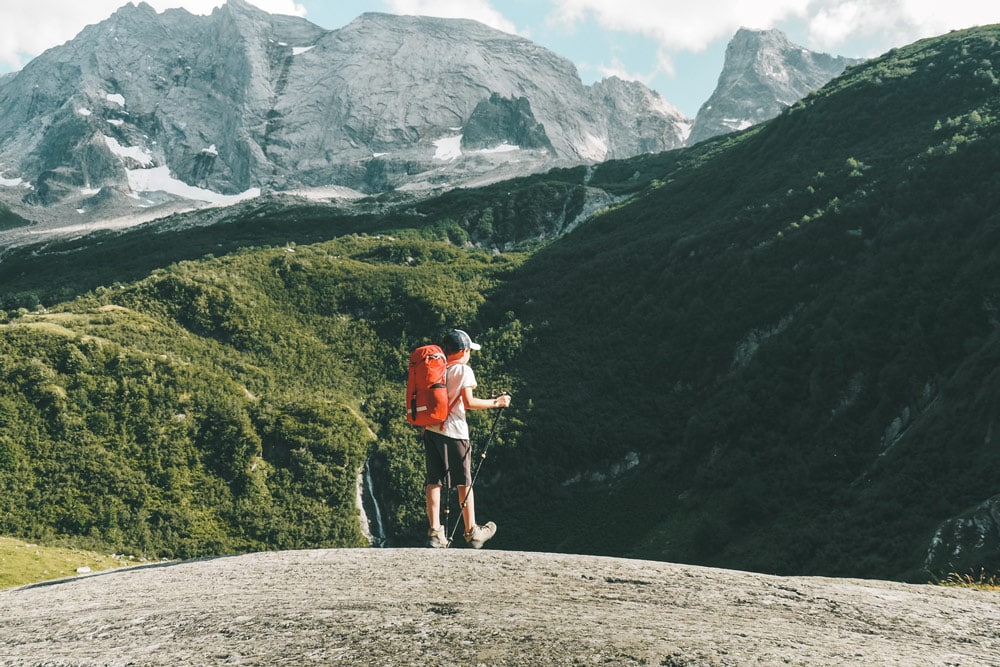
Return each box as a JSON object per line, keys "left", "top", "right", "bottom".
{"left": 111, "top": 1, "right": 160, "bottom": 20}
{"left": 590, "top": 76, "right": 691, "bottom": 154}
{"left": 688, "top": 27, "right": 863, "bottom": 145}
{"left": 217, "top": 0, "right": 263, "bottom": 13}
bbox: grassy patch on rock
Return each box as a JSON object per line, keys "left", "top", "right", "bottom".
{"left": 0, "top": 536, "right": 134, "bottom": 589}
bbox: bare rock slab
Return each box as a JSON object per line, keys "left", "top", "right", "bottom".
{"left": 0, "top": 548, "right": 997, "bottom": 665}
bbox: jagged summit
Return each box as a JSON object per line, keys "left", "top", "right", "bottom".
{"left": 688, "top": 27, "right": 863, "bottom": 145}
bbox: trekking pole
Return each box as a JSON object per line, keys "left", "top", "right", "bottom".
{"left": 447, "top": 395, "right": 508, "bottom": 546}
{"left": 442, "top": 478, "right": 451, "bottom": 537}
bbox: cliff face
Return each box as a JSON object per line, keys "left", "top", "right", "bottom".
{"left": 0, "top": 1, "right": 688, "bottom": 214}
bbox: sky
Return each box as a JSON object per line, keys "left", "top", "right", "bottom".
{"left": 0, "top": 1, "right": 998, "bottom": 117}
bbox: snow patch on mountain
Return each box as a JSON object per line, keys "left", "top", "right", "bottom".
{"left": 0, "top": 167, "right": 24, "bottom": 187}
{"left": 478, "top": 143, "right": 519, "bottom": 154}
{"left": 104, "top": 136, "right": 154, "bottom": 167}
{"left": 433, "top": 136, "right": 463, "bottom": 161}
{"left": 126, "top": 166, "right": 259, "bottom": 205}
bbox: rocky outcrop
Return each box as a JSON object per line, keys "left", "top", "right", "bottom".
{"left": 925, "top": 494, "right": 1000, "bottom": 574}
{"left": 461, "top": 93, "right": 555, "bottom": 152}
{"left": 1, "top": 549, "right": 997, "bottom": 665}
{"left": 688, "top": 28, "right": 863, "bottom": 145}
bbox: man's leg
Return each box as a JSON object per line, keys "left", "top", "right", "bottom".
{"left": 425, "top": 483, "right": 449, "bottom": 547}
{"left": 426, "top": 483, "right": 443, "bottom": 529}
{"left": 457, "top": 485, "right": 475, "bottom": 533}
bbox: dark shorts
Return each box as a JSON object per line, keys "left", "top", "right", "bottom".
{"left": 423, "top": 429, "right": 472, "bottom": 488}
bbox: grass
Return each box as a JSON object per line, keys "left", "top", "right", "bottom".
{"left": 937, "top": 569, "right": 1000, "bottom": 592}
{"left": 0, "top": 536, "right": 136, "bottom": 590}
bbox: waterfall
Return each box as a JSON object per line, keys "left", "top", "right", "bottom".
{"left": 359, "top": 457, "right": 387, "bottom": 547}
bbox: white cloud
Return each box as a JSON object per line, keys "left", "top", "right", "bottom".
{"left": 384, "top": 0, "right": 518, "bottom": 34}
{"left": 0, "top": 1, "right": 306, "bottom": 70}
{"left": 547, "top": 0, "right": 810, "bottom": 52}
{"left": 546, "top": 0, "right": 999, "bottom": 54}
{"left": 805, "top": 0, "right": 1000, "bottom": 53}
{"left": 655, "top": 49, "right": 677, "bottom": 79}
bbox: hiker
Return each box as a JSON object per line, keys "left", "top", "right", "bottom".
{"left": 424, "top": 329, "right": 511, "bottom": 548}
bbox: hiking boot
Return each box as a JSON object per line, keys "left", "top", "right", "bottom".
{"left": 464, "top": 522, "right": 496, "bottom": 549}
{"left": 427, "top": 526, "right": 448, "bottom": 548}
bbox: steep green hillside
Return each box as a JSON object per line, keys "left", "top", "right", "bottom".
{"left": 0, "top": 235, "right": 524, "bottom": 557}
{"left": 0, "top": 25, "right": 998, "bottom": 581}
{"left": 487, "top": 25, "right": 1000, "bottom": 580}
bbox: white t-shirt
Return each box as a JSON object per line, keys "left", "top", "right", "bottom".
{"left": 425, "top": 362, "right": 477, "bottom": 440}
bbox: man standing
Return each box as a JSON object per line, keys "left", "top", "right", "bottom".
{"left": 423, "top": 329, "right": 511, "bottom": 548}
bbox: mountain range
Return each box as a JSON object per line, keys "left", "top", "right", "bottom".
{"left": 1, "top": 9, "right": 997, "bottom": 583}
{"left": 0, "top": 0, "right": 855, "bottom": 239}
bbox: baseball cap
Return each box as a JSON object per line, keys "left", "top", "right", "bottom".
{"left": 442, "top": 329, "right": 481, "bottom": 353}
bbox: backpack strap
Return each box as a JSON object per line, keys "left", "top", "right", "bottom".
{"left": 443, "top": 362, "right": 464, "bottom": 417}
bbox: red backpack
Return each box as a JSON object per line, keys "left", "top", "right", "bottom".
{"left": 406, "top": 344, "right": 454, "bottom": 426}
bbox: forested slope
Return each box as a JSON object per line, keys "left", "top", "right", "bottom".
{"left": 488, "top": 24, "right": 1000, "bottom": 580}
